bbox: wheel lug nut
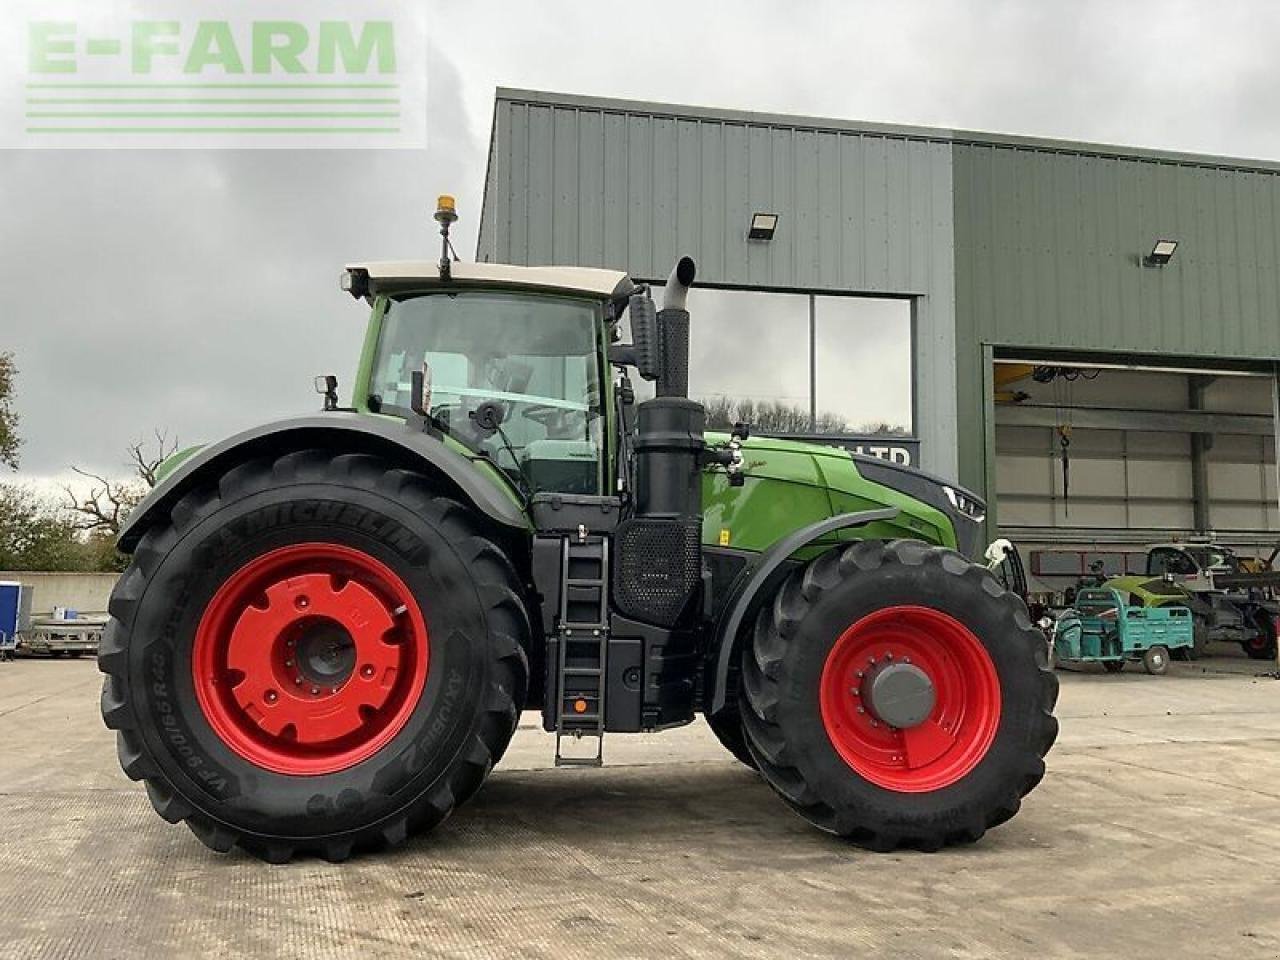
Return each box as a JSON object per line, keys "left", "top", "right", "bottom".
{"left": 295, "top": 596, "right": 309, "bottom": 610}
{"left": 265, "top": 690, "right": 277, "bottom": 704}
{"left": 885, "top": 652, "right": 894, "bottom": 660}
{"left": 360, "top": 665, "right": 374, "bottom": 679}
{"left": 284, "top": 659, "right": 294, "bottom": 667}
{"left": 311, "top": 686, "right": 320, "bottom": 695}
{"left": 857, "top": 706, "right": 865, "bottom": 714}
{"left": 294, "top": 677, "right": 302, "bottom": 685}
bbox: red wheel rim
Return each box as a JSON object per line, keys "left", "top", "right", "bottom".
{"left": 193, "top": 543, "right": 429, "bottom": 776}
{"left": 819, "top": 605, "right": 1000, "bottom": 793}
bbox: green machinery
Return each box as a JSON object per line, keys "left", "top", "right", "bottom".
{"left": 1053, "top": 587, "right": 1194, "bottom": 675}
{"left": 1105, "top": 543, "right": 1280, "bottom": 661}
{"left": 100, "top": 198, "right": 1057, "bottom": 862}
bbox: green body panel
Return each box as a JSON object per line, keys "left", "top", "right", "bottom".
{"left": 701, "top": 433, "right": 957, "bottom": 554}
{"left": 1102, "top": 575, "right": 1191, "bottom": 607}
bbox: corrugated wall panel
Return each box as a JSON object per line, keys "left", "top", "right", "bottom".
{"left": 481, "top": 90, "right": 959, "bottom": 474}
{"left": 484, "top": 92, "right": 955, "bottom": 296}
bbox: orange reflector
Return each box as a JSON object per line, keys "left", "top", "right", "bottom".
{"left": 573, "top": 699, "right": 588, "bottom": 714}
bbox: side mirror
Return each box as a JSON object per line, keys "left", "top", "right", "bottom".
{"left": 469, "top": 400, "right": 506, "bottom": 436}
{"left": 608, "top": 290, "right": 660, "bottom": 381}
{"left": 628, "top": 290, "right": 660, "bottom": 381}
{"left": 314, "top": 374, "right": 339, "bottom": 411}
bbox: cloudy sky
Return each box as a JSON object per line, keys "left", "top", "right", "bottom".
{"left": 3, "top": 0, "right": 1278, "bottom": 488}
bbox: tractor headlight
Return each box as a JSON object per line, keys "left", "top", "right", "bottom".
{"left": 943, "top": 485, "right": 986, "bottom": 523}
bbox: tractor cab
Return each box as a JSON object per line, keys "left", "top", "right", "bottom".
{"left": 343, "top": 258, "right": 633, "bottom": 501}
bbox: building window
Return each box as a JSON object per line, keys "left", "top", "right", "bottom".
{"left": 813, "top": 295, "right": 913, "bottom": 436}
{"left": 632, "top": 287, "right": 913, "bottom": 437}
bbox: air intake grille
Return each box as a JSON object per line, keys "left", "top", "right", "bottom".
{"left": 613, "top": 518, "right": 701, "bottom": 627}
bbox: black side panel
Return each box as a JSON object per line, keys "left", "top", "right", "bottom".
{"left": 605, "top": 615, "right": 699, "bottom": 732}
{"left": 117, "top": 414, "right": 529, "bottom": 552}
{"left": 703, "top": 547, "right": 753, "bottom": 622}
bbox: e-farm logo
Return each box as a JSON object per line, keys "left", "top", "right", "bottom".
{"left": 3, "top": 2, "right": 426, "bottom": 148}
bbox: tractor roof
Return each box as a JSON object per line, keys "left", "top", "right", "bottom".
{"left": 345, "top": 260, "right": 634, "bottom": 300}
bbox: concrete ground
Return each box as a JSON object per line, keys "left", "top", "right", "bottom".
{"left": 2, "top": 650, "right": 1279, "bottom": 960}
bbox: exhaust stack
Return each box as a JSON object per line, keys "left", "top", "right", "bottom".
{"left": 662, "top": 256, "right": 696, "bottom": 311}
{"left": 614, "top": 257, "right": 705, "bottom": 629}
{"left": 656, "top": 257, "right": 696, "bottom": 398}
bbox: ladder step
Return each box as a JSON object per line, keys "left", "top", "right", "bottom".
{"left": 556, "top": 756, "right": 603, "bottom": 768}
{"left": 554, "top": 535, "right": 609, "bottom": 768}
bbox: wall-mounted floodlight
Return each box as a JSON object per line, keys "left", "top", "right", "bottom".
{"left": 747, "top": 212, "right": 778, "bottom": 241}
{"left": 1145, "top": 239, "right": 1178, "bottom": 266}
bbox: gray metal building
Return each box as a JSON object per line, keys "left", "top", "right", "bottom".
{"left": 478, "top": 88, "right": 1280, "bottom": 571}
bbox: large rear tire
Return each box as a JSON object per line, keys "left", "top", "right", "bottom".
{"left": 739, "top": 539, "right": 1057, "bottom": 851}
{"left": 99, "top": 451, "right": 529, "bottom": 862}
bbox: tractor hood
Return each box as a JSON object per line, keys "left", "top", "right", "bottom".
{"left": 702, "top": 433, "right": 986, "bottom": 558}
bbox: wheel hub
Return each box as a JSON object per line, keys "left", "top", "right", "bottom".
{"left": 193, "top": 543, "right": 430, "bottom": 776}
{"left": 864, "top": 661, "right": 935, "bottom": 729}
{"left": 819, "top": 605, "right": 1001, "bottom": 793}
{"left": 292, "top": 619, "right": 357, "bottom": 686}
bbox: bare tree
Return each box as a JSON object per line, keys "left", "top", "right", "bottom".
{"left": 66, "top": 430, "right": 177, "bottom": 536}
{"left": 127, "top": 429, "right": 178, "bottom": 489}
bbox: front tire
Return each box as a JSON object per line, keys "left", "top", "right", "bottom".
{"left": 739, "top": 539, "right": 1057, "bottom": 851}
{"left": 99, "top": 451, "right": 529, "bottom": 862}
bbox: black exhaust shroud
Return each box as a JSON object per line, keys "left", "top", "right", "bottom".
{"left": 613, "top": 397, "right": 704, "bottom": 627}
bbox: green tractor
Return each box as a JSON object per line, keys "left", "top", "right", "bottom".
{"left": 100, "top": 198, "right": 1057, "bottom": 862}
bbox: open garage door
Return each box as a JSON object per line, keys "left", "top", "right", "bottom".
{"left": 991, "top": 357, "right": 1280, "bottom": 590}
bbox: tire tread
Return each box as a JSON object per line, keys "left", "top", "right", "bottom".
{"left": 98, "top": 450, "right": 530, "bottom": 862}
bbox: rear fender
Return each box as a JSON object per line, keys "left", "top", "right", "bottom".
{"left": 117, "top": 414, "right": 530, "bottom": 552}
{"left": 704, "top": 507, "right": 899, "bottom": 717}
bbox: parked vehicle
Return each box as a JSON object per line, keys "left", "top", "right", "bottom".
{"left": 1106, "top": 542, "right": 1280, "bottom": 661}
{"left": 22, "top": 616, "right": 106, "bottom": 658}
{"left": 1052, "top": 587, "right": 1193, "bottom": 674}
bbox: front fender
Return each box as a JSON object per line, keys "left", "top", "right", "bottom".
{"left": 705, "top": 507, "right": 899, "bottom": 717}
{"left": 117, "top": 413, "right": 530, "bottom": 552}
